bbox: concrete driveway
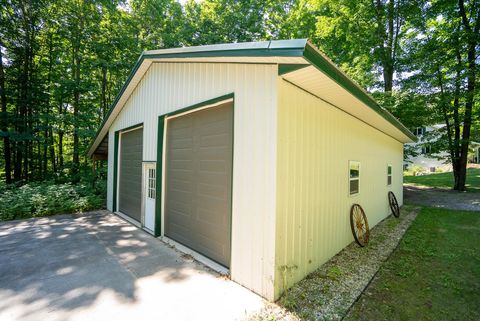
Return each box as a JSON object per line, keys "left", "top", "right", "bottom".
{"left": 0, "top": 211, "right": 264, "bottom": 321}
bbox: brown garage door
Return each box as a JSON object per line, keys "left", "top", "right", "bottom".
{"left": 165, "top": 102, "right": 233, "bottom": 267}
{"left": 118, "top": 127, "right": 143, "bottom": 222}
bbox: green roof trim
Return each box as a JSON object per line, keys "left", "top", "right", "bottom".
{"left": 303, "top": 43, "right": 417, "bottom": 142}
{"left": 88, "top": 39, "right": 415, "bottom": 157}
{"left": 87, "top": 53, "right": 147, "bottom": 157}
{"left": 278, "top": 63, "right": 309, "bottom": 75}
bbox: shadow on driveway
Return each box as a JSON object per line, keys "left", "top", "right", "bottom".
{"left": 0, "top": 211, "right": 263, "bottom": 321}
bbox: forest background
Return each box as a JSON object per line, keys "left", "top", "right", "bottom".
{"left": 0, "top": 0, "right": 478, "bottom": 219}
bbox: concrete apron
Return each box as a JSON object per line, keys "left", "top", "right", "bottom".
{"left": 0, "top": 211, "right": 264, "bottom": 321}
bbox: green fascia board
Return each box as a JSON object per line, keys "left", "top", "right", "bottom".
{"left": 87, "top": 53, "right": 147, "bottom": 157}
{"left": 302, "top": 43, "right": 417, "bottom": 142}
{"left": 278, "top": 64, "right": 310, "bottom": 75}
{"left": 163, "top": 93, "right": 234, "bottom": 118}
{"left": 143, "top": 48, "right": 305, "bottom": 60}
{"left": 144, "top": 38, "right": 308, "bottom": 56}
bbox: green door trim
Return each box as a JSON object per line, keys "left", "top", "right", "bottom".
{"left": 112, "top": 123, "right": 143, "bottom": 214}
{"left": 112, "top": 131, "right": 119, "bottom": 212}
{"left": 154, "top": 92, "right": 235, "bottom": 250}
{"left": 154, "top": 116, "right": 165, "bottom": 237}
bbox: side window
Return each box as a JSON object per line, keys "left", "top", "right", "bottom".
{"left": 148, "top": 168, "right": 156, "bottom": 199}
{"left": 387, "top": 165, "right": 392, "bottom": 186}
{"left": 349, "top": 161, "right": 360, "bottom": 195}
{"left": 414, "top": 127, "right": 426, "bottom": 136}
{"left": 421, "top": 145, "right": 432, "bottom": 155}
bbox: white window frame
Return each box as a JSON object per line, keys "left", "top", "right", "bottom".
{"left": 349, "top": 161, "right": 360, "bottom": 196}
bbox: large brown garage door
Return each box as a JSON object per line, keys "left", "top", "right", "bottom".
{"left": 118, "top": 127, "right": 143, "bottom": 222}
{"left": 165, "top": 102, "right": 233, "bottom": 267}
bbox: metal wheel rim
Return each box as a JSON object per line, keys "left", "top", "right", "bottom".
{"left": 350, "top": 204, "right": 370, "bottom": 247}
{"left": 388, "top": 191, "right": 400, "bottom": 218}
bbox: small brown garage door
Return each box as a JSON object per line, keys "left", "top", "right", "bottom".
{"left": 118, "top": 127, "right": 143, "bottom": 222}
{"left": 165, "top": 102, "right": 233, "bottom": 267}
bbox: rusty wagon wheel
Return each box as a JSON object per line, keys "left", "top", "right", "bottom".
{"left": 388, "top": 191, "right": 400, "bottom": 218}
{"left": 350, "top": 204, "right": 370, "bottom": 247}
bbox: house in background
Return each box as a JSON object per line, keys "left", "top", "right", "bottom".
{"left": 404, "top": 124, "right": 480, "bottom": 173}
{"left": 404, "top": 124, "right": 451, "bottom": 173}
{"left": 88, "top": 39, "right": 416, "bottom": 300}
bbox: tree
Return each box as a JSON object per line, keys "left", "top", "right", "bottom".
{"left": 403, "top": 0, "right": 479, "bottom": 191}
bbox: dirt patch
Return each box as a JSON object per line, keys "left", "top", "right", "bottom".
{"left": 404, "top": 185, "right": 480, "bottom": 211}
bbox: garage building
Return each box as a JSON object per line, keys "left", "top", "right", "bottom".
{"left": 88, "top": 39, "right": 416, "bottom": 301}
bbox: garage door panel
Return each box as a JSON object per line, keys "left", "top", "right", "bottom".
{"left": 198, "top": 183, "right": 226, "bottom": 198}
{"left": 196, "top": 171, "right": 228, "bottom": 185}
{"left": 169, "top": 138, "right": 193, "bottom": 149}
{"left": 193, "top": 234, "right": 228, "bottom": 259}
{"left": 199, "top": 160, "right": 228, "bottom": 172}
{"left": 200, "top": 133, "right": 230, "bottom": 147}
{"left": 169, "top": 171, "right": 194, "bottom": 182}
{"left": 165, "top": 102, "right": 233, "bottom": 267}
{"left": 118, "top": 127, "right": 143, "bottom": 222}
{"left": 197, "top": 197, "right": 227, "bottom": 214}
{"left": 169, "top": 190, "right": 193, "bottom": 204}
{"left": 170, "top": 149, "right": 194, "bottom": 160}
{"left": 170, "top": 159, "right": 194, "bottom": 170}
{"left": 170, "top": 179, "right": 193, "bottom": 191}
{"left": 197, "top": 206, "right": 228, "bottom": 224}
{"left": 169, "top": 210, "right": 192, "bottom": 224}
{"left": 197, "top": 147, "right": 230, "bottom": 159}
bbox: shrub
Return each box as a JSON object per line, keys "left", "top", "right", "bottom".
{"left": 0, "top": 179, "right": 106, "bottom": 221}
{"left": 404, "top": 164, "right": 426, "bottom": 176}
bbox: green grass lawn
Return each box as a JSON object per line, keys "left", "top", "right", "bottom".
{"left": 404, "top": 168, "right": 480, "bottom": 192}
{"left": 345, "top": 207, "right": 480, "bottom": 321}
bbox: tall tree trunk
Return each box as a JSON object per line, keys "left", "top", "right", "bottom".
{"left": 436, "top": 66, "right": 456, "bottom": 176}
{"left": 455, "top": 0, "right": 478, "bottom": 191}
{"left": 101, "top": 65, "right": 107, "bottom": 119}
{"left": 43, "top": 128, "right": 48, "bottom": 176}
{"left": 58, "top": 102, "right": 64, "bottom": 170}
{"left": 43, "top": 32, "right": 54, "bottom": 177}
{"left": 383, "top": 0, "right": 395, "bottom": 92}
{"left": 58, "top": 130, "right": 64, "bottom": 169}
{"left": 49, "top": 127, "right": 56, "bottom": 173}
{"left": 72, "top": 36, "right": 81, "bottom": 176}
{"left": 0, "top": 41, "right": 12, "bottom": 184}
{"left": 373, "top": 0, "right": 401, "bottom": 93}
{"left": 452, "top": 44, "right": 462, "bottom": 188}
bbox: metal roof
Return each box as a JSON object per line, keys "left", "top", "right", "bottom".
{"left": 88, "top": 39, "right": 416, "bottom": 157}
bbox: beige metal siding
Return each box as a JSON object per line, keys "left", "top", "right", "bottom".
{"left": 274, "top": 79, "right": 404, "bottom": 299}
{"left": 165, "top": 102, "right": 233, "bottom": 267}
{"left": 107, "top": 63, "right": 278, "bottom": 299}
{"left": 118, "top": 127, "right": 143, "bottom": 221}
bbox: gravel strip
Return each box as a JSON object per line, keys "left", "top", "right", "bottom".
{"left": 247, "top": 205, "right": 420, "bottom": 321}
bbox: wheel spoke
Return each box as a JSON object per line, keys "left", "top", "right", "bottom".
{"left": 350, "top": 204, "right": 369, "bottom": 246}
{"left": 388, "top": 192, "right": 400, "bottom": 218}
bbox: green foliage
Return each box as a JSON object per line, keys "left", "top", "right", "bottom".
{"left": 345, "top": 207, "right": 480, "bottom": 321}
{"left": 404, "top": 164, "right": 427, "bottom": 176}
{"left": 0, "top": 177, "right": 106, "bottom": 221}
{"left": 0, "top": 0, "right": 478, "bottom": 193}
{"left": 404, "top": 168, "right": 480, "bottom": 192}
{"left": 326, "top": 266, "right": 343, "bottom": 280}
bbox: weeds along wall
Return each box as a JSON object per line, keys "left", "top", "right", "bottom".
{"left": 274, "top": 79, "right": 404, "bottom": 299}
